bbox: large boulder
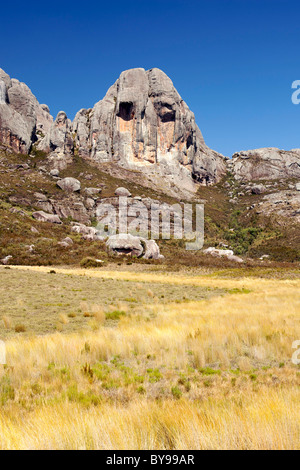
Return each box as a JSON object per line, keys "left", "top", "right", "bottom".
{"left": 56, "top": 177, "right": 81, "bottom": 192}
{"left": 106, "top": 233, "right": 162, "bottom": 259}
{"left": 230, "top": 148, "right": 300, "bottom": 181}
{"left": 115, "top": 187, "right": 132, "bottom": 197}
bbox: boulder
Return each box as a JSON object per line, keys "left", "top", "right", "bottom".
{"left": 115, "top": 187, "right": 132, "bottom": 197}
{"left": 203, "top": 247, "right": 243, "bottom": 263}
{"left": 252, "top": 184, "right": 267, "bottom": 195}
{"left": 106, "top": 234, "right": 144, "bottom": 257}
{"left": 32, "top": 211, "right": 62, "bottom": 224}
{"left": 56, "top": 177, "right": 81, "bottom": 192}
{"left": 50, "top": 169, "right": 60, "bottom": 177}
{"left": 0, "top": 68, "right": 53, "bottom": 154}
{"left": 58, "top": 237, "right": 73, "bottom": 248}
{"left": 142, "top": 239, "right": 162, "bottom": 259}
{"left": 71, "top": 223, "right": 104, "bottom": 241}
{"left": 106, "top": 233, "right": 162, "bottom": 259}
{"left": 1, "top": 255, "right": 12, "bottom": 265}
{"left": 84, "top": 187, "right": 102, "bottom": 197}
{"left": 296, "top": 183, "right": 300, "bottom": 191}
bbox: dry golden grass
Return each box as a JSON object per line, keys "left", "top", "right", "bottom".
{"left": 0, "top": 266, "right": 299, "bottom": 449}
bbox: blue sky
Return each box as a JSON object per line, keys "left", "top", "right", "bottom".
{"left": 1, "top": 0, "right": 300, "bottom": 156}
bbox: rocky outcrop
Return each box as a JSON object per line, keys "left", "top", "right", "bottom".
{"left": 71, "top": 223, "right": 104, "bottom": 241}
{"left": 203, "top": 247, "right": 244, "bottom": 263}
{"left": 73, "top": 68, "right": 226, "bottom": 188}
{"left": 250, "top": 190, "right": 300, "bottom": 225}
{"left": 230, "top": 148, "right": 300, "bottom": 181}
{"left": 0, "top": 68, "right": 53, "bottom": 154}
{"left": 38, "top": 111, "right": 73, "bottom": 158}
{"left": 32, "top": 211, "right": 62, "bottom": 224}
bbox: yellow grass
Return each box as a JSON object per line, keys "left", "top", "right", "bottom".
{"left": 0, "top": 266, "right": 299, "bottom": 449}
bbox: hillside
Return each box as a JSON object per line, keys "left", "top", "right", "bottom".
{"left": 0, "top": 67, "right": 299, "bottom": 266}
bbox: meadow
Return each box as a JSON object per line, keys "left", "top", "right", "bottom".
{"left": 0, "top": 265, "right": 299, "bottom": 450}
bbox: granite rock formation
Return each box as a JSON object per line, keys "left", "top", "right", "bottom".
{"left": 230, "top": 148, "right": 300, "bottom": 181}
{"left": 73, "top": 68, "right": 226, "bottom": 188}
{"left": 0, "top": 68, "right": 52, "bottom": 154}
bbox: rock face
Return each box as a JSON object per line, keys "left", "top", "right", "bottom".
{"left": 230, "top": 148, "right": 300, "bottom": 181}
{"left": 0, "top": 68, "right": 53, "bottom": 154}
{"left": 38, "top": 111, "right": 74, "bottom": 159}
{"left": 73, "top": 68, "right": 226, "bottom": 187}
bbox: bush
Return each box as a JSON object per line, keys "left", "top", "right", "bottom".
{"left": 105, "top": 310, "right": 126, "bottom": 321}
{"left": 14, "top": 324, "right": 26, "bottom": 333}
{"left": 80, "top": 257, "right": 99, "bottom": 268}
{"left": 171, "top": 386, "right": 182, "bottom": 399}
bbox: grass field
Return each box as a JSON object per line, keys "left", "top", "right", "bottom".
{"left": 0, "top": 265, "right": 299, "bottom": 449}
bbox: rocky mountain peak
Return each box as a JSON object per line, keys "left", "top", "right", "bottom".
{"left": 72, "top": 67, "right": 226, "bottom": 192}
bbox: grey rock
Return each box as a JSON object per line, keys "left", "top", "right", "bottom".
{"left": 52, "top": 200, "right": 90, "bottom": 224}
{"left": 252, "top": 184, "right": 267, "bottom": 195}
{"left": 84, "top": 197, "right": 96, "bottom": 210}
{"left": 84, "top": 187, "right": 102, "bottom": 197}
{"left": 106, "top": 233, "right": 162, "bottom": 259}
{"left": 74, "top": 68, "right": 226, "bottom": 191}
{"left": 142, "top": 239, "right": 161, "bottom": 260}
{"left": 34, "top": 192, "right": 48, "bottom": 202}
{"left": 0, "top": 68, "right": 53, "bottom": 154}
{"left": 32, "top": 211, "right": 62, "bottom": 224}
{"left": 106, "top": 233, "right": 144, "bottom": 257}
{"left": 71, "top": 223, "right": 103, "bottom": 241}
{"left": 1, "top": 255, "right": 13, "bottom": 265}
{"left": 62, "top": 237, "right": 73, "bottom": 245}
{"left": 56, "top": 177, "right": 81, "bottom": 192}
{"left": 58, "top": 237, "right": 73, "bottom": 248}
{"left": 38, "top": 111, "right": 73, "bottom": 157}
{"left": 232, "top": 148, "right": 300, "bottom": 181}
{"left": 296, "top": 183, "right": 300, "bottom": 191}
{"left": 50, "top": 169, "right": 60, "bottom": 177}
{"left": 203, "top": 247, "right": 244, "bottom": 263}
{"left": 72, "top": 108, "right": 91, "bottom": 158}
{"left": 115, "top": 187, "right": 132, "bottom": 197}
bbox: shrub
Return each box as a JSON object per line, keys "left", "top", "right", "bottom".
{"left": 80, "top": 257, "right": 99, "bottom": 268}
{"left": 14, "top": 324, "right": 26, "bottom": 333}
{"left": 171, "top": 386, "right": 182, "bottom": 399}
{"left": 105, "top": 310, "right": 126, "bottom": 320}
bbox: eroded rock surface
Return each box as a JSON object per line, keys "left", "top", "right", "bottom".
{"left": 230, "top": 148, "right": 300, "bottom": 181}
{"left": 0, "top": 68, "right": 53, "bottom": 154}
